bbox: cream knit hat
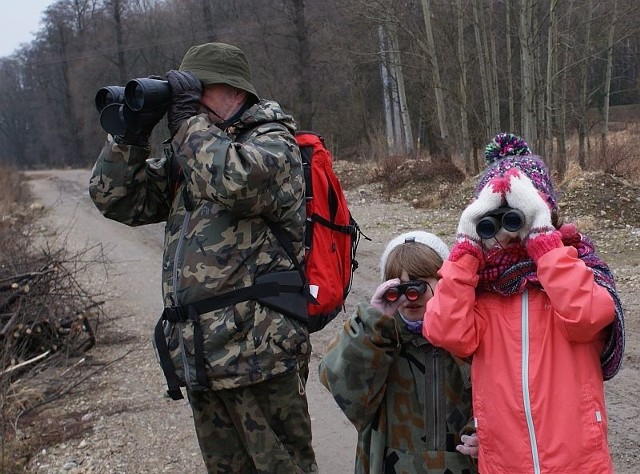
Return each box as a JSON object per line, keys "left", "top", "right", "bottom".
{"left": 379, "top": 230, "right": 450, "bottom": 280}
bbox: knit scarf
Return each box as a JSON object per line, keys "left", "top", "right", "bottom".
{"left": 477, "top": 224, "right": 625, "bottom": 381}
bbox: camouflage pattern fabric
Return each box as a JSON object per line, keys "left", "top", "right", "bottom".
{"left": 319, "top": 303, "right": 476, "bottom": 474}
{"left": 89, "top": 99, "right": 310, "bottom": 391}
{"left": 188, "top": 365, "right": 318, "bottom": 473}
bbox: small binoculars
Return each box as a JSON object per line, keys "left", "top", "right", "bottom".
{"left": 384, "top": 280, "right": 431, "bottom": 303}
{"left": 94, "top": 77, "right": 172, "bottom": 136}
{"left": 476, "top": 206, "right": 525, "bottom": 239}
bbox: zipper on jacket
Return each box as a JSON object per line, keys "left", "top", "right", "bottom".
{"left": 521, "top": 289, "right": 541, "bottom": 474}
{"left": 425, "top": 346, "right": 444, "bottom": 451}
{"left": 172, "top": 199, "right": 193, "bottom": 387}
{"left": 172, "top": 210, "right": 192, "bottom": 300}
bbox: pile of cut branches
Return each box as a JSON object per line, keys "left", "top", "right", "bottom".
{"left": 0, "top": 168, "right": 106, "bottom": 471}
{"left": 0, "top": 244, "right": 103, "bottom": 379}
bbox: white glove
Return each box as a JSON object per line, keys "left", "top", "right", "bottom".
{"left": 369, "top": 278, "right": 403, "bottom": 316}
{"left": 504, "top": 171, "right": 554, "bottom": 241}
{"left": 456, "top": 433, "right": 479, "bottom": 458}
{"left": 450, "top": 179, "right": 505, "bottom": 261}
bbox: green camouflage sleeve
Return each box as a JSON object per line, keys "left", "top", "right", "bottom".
{"left": 89, "top": 139, "right": 172, "bottom": 226}
{"left": 171, "top": 115, "right": 302, "bottom": 219}
{"left": 318, "top": 302, "right": 400, "bottom": 431}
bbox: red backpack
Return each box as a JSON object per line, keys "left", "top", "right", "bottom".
{"left": 295, "top": 131, "right": 367, "bottom": 332}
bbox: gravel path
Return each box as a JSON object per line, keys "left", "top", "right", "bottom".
{"left": 20, "top": 169, "right": 640, "bottom": 473}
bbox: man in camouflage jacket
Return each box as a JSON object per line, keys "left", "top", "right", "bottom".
{"left": 89, "top": 42, "right": 316, "bottom": 474}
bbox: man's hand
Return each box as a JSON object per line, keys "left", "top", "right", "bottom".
{"left": 113, "top": 75, "right": 167, "bottom": 147}
{"left": 166, "top": 70, "right": 202, "bottom": 136}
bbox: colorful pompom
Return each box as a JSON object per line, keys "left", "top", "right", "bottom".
{"left": 484, "top": 132, "right": 531, "bottom": 164}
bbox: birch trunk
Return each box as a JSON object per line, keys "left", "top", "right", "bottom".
{"left": 388, "top": 26, "right": 414, "bottom": 155}
{"left": 378, "top": 26, "right": 396, "bottom": 156}
{"left": 420, "top": 0, "right": 448, "bottom": 156}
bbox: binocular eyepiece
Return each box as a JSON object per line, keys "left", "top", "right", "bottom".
{"left": 476, "top": 206, "right": 525, "bottom": 240}
{"left": 95, "top": 77, "right": 171, "bottom": 136}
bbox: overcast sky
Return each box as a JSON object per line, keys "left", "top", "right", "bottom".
{"left": 0, "top": 0, "right": 56, "bottom": 57}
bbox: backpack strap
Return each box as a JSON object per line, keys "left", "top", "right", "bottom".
{"left": 265, "top": 220, "right": 319, "bottom": 306}
{"left": 154, "top": 281, "right": 307, "bottom": 400}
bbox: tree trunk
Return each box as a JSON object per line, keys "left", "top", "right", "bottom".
{"left": 519, "top": 0, "right": 537, "bottom": 142}
{"left": 111, "top": 0, "right": 127, "bottom": 84}
{"left": 601, "top": 0, "right": 617, "bottom": 166}
{"left": 291, "top": 0, "right": 313, "bottom": 129}
{"left": 544, "top": 0, "right": 558, "bottom": 168}
{"left": 201, "top": 0, "right": 216, "bottom": 42}
{"left": 473, "top": 0, "right": 491, "bottom": 137}
{"left": 388, "top": 25, "right": 413, "bottom": 155}
{"left": 506, "top": 2, "right": 516, "bottom": 133}
{"left": 378, "top": 26, "right": 395, "bottom": 156}
{"left": 578, "top": 0, "right": 594, "bottom": 168}
{"left": 456, "top": 0, "right": 471, "bottom": 171}
{"left": 420, "top": 0, "right": 448, "bottom": 157}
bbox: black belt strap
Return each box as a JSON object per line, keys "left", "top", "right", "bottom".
{"left": 154, "top": 281, "right": 303, "bottom": 400}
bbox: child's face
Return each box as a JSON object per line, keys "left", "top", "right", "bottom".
{"left": 482, "top": 227, "right": 521, "bottom": 251}
{"left": 397, "top": 270, "right": 437, "bottom": 321}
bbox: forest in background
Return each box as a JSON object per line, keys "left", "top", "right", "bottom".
{"left": 0, "top": 0, "right": 639, "bottom": 179}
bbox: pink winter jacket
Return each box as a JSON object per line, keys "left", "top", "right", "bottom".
{"left": 423, "top": 246, "right": 615, "bottom": 474}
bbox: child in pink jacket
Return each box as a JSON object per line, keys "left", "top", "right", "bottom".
{"left": 423, "top": 133, "right": 625, "bottom": 474}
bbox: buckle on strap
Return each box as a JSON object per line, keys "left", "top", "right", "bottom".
{"left": 162, "top": 305, "right": 190, "bottom": 323}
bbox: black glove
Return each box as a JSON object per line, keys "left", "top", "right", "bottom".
{"left": 166, "top": 70, "right": 202, "bottom": 136}
{"left": 114, "top": 75, "right": 167, "bottom": 147}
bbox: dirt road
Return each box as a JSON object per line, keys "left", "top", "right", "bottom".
{"left": 24, "top": 169, "right": 640, "bottom": 473}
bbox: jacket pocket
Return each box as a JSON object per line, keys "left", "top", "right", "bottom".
{"left": 580, "top": 383, "right": 606, "bottom": 453}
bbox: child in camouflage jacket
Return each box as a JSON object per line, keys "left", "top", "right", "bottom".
{"left": 319, "top": 230, "right": 477, "bottom": 474}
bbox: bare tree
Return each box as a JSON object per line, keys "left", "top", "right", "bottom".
{"left": 519, "top": 0, "right": 537, "bottom": 142}
{"left": 420, "top": 0, "right": 449, "bottom": 157}
{"left": 455, "top": 0, "right": 472, "bottom": 171}
{"left": 601, "top": 0, "right": 618, "bottom": 163}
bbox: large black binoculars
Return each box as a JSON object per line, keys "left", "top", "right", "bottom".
{"left": 94, "top": 77, "right": 171, "bottom": 135}
{"left": 476, "top": 206, "right": 525, "bottom": 239}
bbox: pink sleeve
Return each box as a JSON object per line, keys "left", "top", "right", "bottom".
{"left": 422, "top": 254, "right": 484, "bottom": 358}
{"left": 537, "top": 246, "right": 615, "bottom": 342}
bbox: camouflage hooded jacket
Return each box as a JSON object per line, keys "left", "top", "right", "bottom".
{"left": 89, "top": 100, "right": 310, "bottom": 390}
{"left": 319, "top": 303, "right": 476, "bottom": 474}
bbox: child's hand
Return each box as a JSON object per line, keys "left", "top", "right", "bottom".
{"left": 505, "top": 170, "right": 554, "bottom": 241}
{"left": 456, "top": 433, "right": 479, "bottom": 458}
{"left": 505, "top": 170, "right": 562, "bottom": 261}
{"left": 450, "top": 179, "right": 505, "bottom": 262}
{"left": 370, "top": 278, "right": 402, "bottom": 316}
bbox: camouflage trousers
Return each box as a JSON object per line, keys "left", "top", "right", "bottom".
{"left": 187, "top": 366, "right": 318, "bottom": 474}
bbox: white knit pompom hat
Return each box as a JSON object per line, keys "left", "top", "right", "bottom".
{"left": 379, "top": 230, "right": 450, "bottom": 280}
